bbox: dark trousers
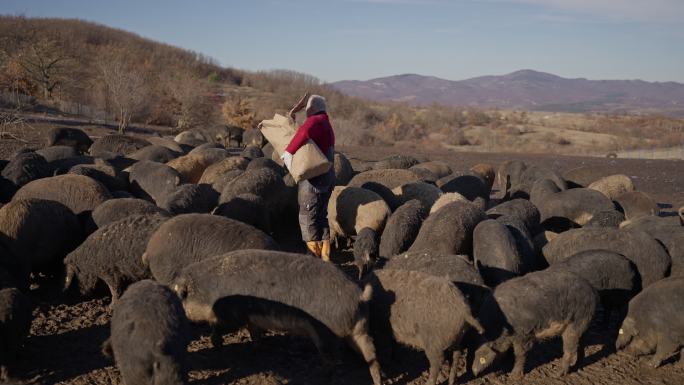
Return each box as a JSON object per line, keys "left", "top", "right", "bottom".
{"left": 298, "top": 179, "right": 332, "bottom": 242}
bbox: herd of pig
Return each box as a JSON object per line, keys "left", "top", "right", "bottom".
{"left": 0, "top": 126, "right": 683, "bottom": 385}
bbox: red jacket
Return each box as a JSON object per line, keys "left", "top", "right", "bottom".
{"left": 286, "top": 112, "right": 335, "bottom": 155}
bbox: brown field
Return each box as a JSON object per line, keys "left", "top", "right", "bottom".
{"left": 4, "top": 117, "right": 684, "bottom": 385}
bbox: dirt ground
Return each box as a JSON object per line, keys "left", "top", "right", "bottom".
{"left": 15, "top": 280, "right": 684, "bottom": 385}
{"left": 340, "top": 145, "right": 684, "bottom": 211}
{"left": 4, "top": 116, "right": 684, "bottom": 385}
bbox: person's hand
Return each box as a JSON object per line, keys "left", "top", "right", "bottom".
{"left": 289, "top": 92, "right": 310, "bottom": 117}
{"left": 280, "top": 151, "right": 293, "bottom": 170}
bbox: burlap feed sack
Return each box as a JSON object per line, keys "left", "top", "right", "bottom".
{"left": 260, "top": 114, "right": 331, "bottom": 183}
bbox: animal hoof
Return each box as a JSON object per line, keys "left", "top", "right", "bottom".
{"left": 509, "top": 370, "right": 524, "bottom": 380}
{"left": 555, "top": 367, "right": 569, "bottom": 378}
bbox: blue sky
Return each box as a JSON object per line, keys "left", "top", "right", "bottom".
{"left": 2, "top": 0, "right": 683, "bottom": 83}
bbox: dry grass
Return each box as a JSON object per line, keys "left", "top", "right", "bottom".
{"left": 2, "top": 16, "right": 683, "bottom": 157}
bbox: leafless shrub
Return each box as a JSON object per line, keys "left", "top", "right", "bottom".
{"left": 498, "top": 125, "right": 524, "bottom": 136}
{"left": 448, "top": 130, "right": 470, "bottom": 146}
{"left": 222, "top": 96, "right": 257, "bottom": 129}
{"left": 465, "top": 109, "right": 492, "bottom": 126}
{"left": 0, "top": 108, "right": 32, "bottom": 142}
{"left": 504, "top": 110, "right": 529, "bottom": 124}
{"left": 539, "top": 132, "right": 571, "bottom": 146}
{"left": 97, "top": 53, "right": 149, "bottom": 133}
{"left": 165, "top": 71, "right": 217, "bottom": 129}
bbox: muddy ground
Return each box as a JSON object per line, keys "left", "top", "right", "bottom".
{"left": 4, "top": 114, "right": 684, "bottom": 385}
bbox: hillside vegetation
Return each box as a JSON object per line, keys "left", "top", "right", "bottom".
{"left": 1, "top": 16, "right": 683, "bottom": 155}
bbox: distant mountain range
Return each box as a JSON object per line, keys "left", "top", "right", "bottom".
{"left": 331, "top": 70, "right": 684, "bottom": 116}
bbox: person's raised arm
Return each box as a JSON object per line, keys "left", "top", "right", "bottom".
{"left": 288, "top": 92, "right": 310, "bottom": 121}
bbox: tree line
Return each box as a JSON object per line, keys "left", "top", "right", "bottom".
{"left": 0, "top": 16, "right": 238, "bottom": 133}
{"left": 0, "top": 16, "right": 509, "bottom": 143}
{"left": 1, "top": 16, "right": 681, "bottom": 152}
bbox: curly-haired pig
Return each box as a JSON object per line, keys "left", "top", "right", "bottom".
{"left": 548, "top": 249, "right": 638, "bottom": 325}
{"left": 542, "top": 227, "right": 670, "bottom": 288}
{"left": 173, "top": 250, "right": 382, "bottom": 385}
{"left": 102, "top": 280, "right": 189, "bottom": 385}
{"left": 383, "top": 251, "right": 489, "bottom": 312}
{"left": 64, "top": 214, "right": 168, "bottom": 302}
{"left": 379, "top": 199, "right": 427, "bottom": 258}
{"left": 409, "top": 201, "right": 487, "bottom": 256}
{"left": 473, "top": 219, "right": 524, "bottom": 286}
{"left": 472, "top": 269, "right": 598, "bottom": 378}
{"left": 143, "top": 214, "right": 279, "bottom": 285}
{"left": 354, "top": 227, "right": 379, "bottom": 279}
{"left": 616, "top": 277, "right": 684, "bottom": 368}
{"left": 367, "top": 269, "right": 484, "bottom": 385}
{"left": 0, "top": 287, "right": 31, "bottom": 381}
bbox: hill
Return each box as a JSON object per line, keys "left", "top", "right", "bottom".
{"left": 0, "top": 16, "right": 386, "bottom": 143}
{"left": 332, "top": 70, "right": 684, "bottom": 117}
{"left": 1, "top": 16, "right": 683, "bottom": 156}
{"left": 0, "top": 15, "right": 241, "bottom": 130}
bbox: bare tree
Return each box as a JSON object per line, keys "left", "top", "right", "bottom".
{"left": 98, "top": 55, "right": 147, "bottom": 133}
{"left": 163, "top": 71, "right": 216, "bottom": 129}
{"left": 16, "top": 36, "right": 72, "bottom": 100}
{"left": 221, "top": 95, "right": 256, "bottom": 128}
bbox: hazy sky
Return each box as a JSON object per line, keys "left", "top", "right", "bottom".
{"left": 2, "top": 0, "right": 683, "bottom": 83}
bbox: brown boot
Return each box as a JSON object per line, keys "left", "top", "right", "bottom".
{"left": 306, "top": 241, "right": 321, "bottom": 258}
{"left": 320, "top": 240, "right": 331, "bottom": 262}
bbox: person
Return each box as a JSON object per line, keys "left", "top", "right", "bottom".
{"left": 280, "top": 93, "right": 335, "bottom": 261}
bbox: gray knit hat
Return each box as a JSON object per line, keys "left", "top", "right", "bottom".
{"left": 306, "top": 94, "right": 327, "bottom": 116}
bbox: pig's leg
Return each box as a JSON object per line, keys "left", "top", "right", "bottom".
{"left": 426, "top": 348, "right": 444, "bottom": 385}
{"left": 347, "top": 332, "right": 383, "bottom": 385}
{"left": 511, "top": 339, "right": 528, "bottom": 378}
{"left": 448, "top": 350, "right": 461, "bottom": 385}
{"left": 211, "top": 324, "right": 224, "bottom": 348}
{"left": 104, "top": 276, "right": 123, "bottom": 305}
{"left": 649, "top": 335, "right": 677, "bottom": 368}
{"left": 246, "top": 322, "right": 264, "bottom": 342}
{"left": 309, "top": 330, "right": 339, "bottom": 368}
{"left": 559, "top": 326, "right": 580, "bottom": 376}
{"left": 310, "top": 332, "right": 340, "bottom": 382}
